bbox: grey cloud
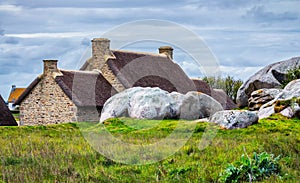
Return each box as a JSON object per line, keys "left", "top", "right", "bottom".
{"left": 0, "top": 23, "right": 4, "bottom": 36}
{"left": 188, "top": 0, "right": 262, "bottom": 9}
{"left": 81, "top": 37, "right": 91, "bottom": 46}
{"left": 3, "top": 37, "right": 19, "bottom": 44}
{"left": 8, "top": 0, "right": 184, "bottom": 8}
{"left": 0, "top": 36, "right": 84, "bottom": 74}
{"left": 244, "top": 6, "right": 298, "bottom": 22}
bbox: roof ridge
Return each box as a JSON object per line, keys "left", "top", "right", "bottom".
{"left": 59, "top": 69, "right": 100, "bottom": 74}
{"left": 111, "top": 49, "right": 168, "bottom": 58}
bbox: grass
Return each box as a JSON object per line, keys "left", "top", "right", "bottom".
{"left": 12, "top": 113, "right": 20, "bottom": 121}
{"left": 0, "top": 114, "right": 299, "bottom": 182}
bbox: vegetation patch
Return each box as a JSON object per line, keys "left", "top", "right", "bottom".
{"left": 202, "top": 75, "right": 243, "bottom": 102}
{"left": 219, "top": 152, "right": 282, "bottom": 182}
{"left": 0, "top": 114, "right": 299, "bottom": 182}
{"left": 281, "top": 65, "right": 300, "bottom": 88}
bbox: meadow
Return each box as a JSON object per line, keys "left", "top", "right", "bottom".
{"left": 0, "top": 114, "right": 299, "bottom": 182}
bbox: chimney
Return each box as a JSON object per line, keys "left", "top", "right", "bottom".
{"left": 43, "top": 60, "right": 58, "bottom": 76}
{"left": 11, "top": 85, "right": 16, "bottom": 92}
{"left": 91, "top": 38, "right": 111, "bottom": 70}
{"left": 159, "top": 46, "right": 173, "bottom": 59}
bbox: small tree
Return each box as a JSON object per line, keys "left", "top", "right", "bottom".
{"left": 202, "top": 76, "right": 243, "bottom": 103}
{"left": 281, "top": 65, "right": 300, "bottom": 88}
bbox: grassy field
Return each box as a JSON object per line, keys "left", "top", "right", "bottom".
{"left": 0, "top": 115, "right": 299, "bottom": 182}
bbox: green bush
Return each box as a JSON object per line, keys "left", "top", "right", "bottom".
{"left": 282, "top": 65, "right": 300, "bottom": 88}
{"left": 219, "top": 152, "right": 282, "bottom": 183}
{"left": 202, "top": 76, "right": 243, "bottom": 103}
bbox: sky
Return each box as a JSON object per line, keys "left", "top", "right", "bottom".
{"left": 1, "top": 0, "right": 300, "bottom": 100}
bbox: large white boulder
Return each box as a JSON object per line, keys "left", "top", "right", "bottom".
{"left": 209, "top": 110, "right": 258, "bottom": 129}
{"left": 100, "top": 87, "right": 223, "bottom": 123}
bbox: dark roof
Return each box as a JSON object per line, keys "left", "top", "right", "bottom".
{"left": 211, "top": 89, "right": 237, "bottom": 110}
{"left": 15, "top": 70, "right": 117, "bottom": 107}
{"left": 104, "top": 50, "right": 236, "bottom": 109}
{"left": 107, "top": 50, "right": 198, "bottom": 93}
{"left": 55, "top": 70, "right": 117, "bottom": 107}
{"left": 192, "top": 79, "right": 236, "bottom": 110}
{"left": 0, "top": 95, "right": 18, "bottom": 126}
{"left": 192, "top": 79, "right": 212, "bottom": 95}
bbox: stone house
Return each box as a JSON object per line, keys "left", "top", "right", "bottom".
{"left": 0, "top": 95, "right": 18, "bottom": 126}
{"left": 15, "top": 60, "right": 117, "bottom": 125}
{"left": 81, "top": 38, "right": 236, "bottom": 109}
{"left": 16, "top": 38, "right": 235, "bottom": 125}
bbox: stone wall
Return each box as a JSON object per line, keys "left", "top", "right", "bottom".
{"left": 101, "top": 63, "right": 125, "bottom": 92}
{"left": 19, "top": 75, "right": 77, "bottom": 125}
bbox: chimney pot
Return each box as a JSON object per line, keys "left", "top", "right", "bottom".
{"left": 159, "top": 46, "right": 173, "bottom": 59}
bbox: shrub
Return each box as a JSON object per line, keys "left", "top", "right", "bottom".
{"left": 202, "top": 76, "right": 243, "bottom": 103}
{"left": 281, "top": 65, "right": 300, "bottom": 88}
{"left": 219, "top": 152, "right": 282, "bottom": 183}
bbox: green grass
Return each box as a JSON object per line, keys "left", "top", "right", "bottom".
{"left": 0, "top": 114, "right": 299, "bottom": 182}
{"left": 12, "top": 113, "right": 20, "bottom": 121}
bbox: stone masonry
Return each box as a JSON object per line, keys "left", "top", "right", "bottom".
{"left": 100, "top": 63, "right": 125, "bottom": 92}
{"left": 20, "top": 60, "right": 77, "bottom": 125}
{"left": 82, "top": 38, "right": 125, "bottom": 92}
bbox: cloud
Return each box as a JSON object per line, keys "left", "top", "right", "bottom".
{"left": 244, "top": 5, "right": 298, "bottom": 22}
{"left": 187, "top": 0, "right": 262, "bottom": 10}
{"left": 0, "top": 0, "right": 300, "bottom": 99}
{"left": 3, "top": 36, "right": 19, "bottom": 44}
{"left": 0, "top": 4, "right": 23, "bottom": 12}
{"left": 180, "top": 61, "right": 203, "bottom": 78}
{"left": 0, "top": 22, "right": 4, "bottom": 36}
{"left": 8, "top": 0, "right": 185, "bottom": 8}
{"left": 219, "top": 65, "right": 263, "bottom": 81}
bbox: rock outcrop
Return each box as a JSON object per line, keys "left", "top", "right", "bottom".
{"left": 209, "top": 110, "right": 258, "bottom": 129}
{"left": 237, "top": 57, "right": 300, "bottom": 108}
{"left": 248, "top": 88, "right": 282, "bottom": 111}
{"left": 100, "top": 87, "right": 223, "bottom": 122}
{"left": 258, "top": 79, "right": 300, "bottom": 119}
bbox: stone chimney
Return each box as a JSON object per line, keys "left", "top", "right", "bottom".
{"left": 11, "top": 85, "right": 16, "bottom": 92}
{"left": 91, "top": 38, "right": 111, "bottom": 70}
{"left": 43, "top": 60, "right": 58, "bottom": 76}
{"left": 159, "top": 46, "right": 173, "bottom": 59}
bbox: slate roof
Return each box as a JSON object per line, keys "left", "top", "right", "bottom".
{"left": 15, "top": 70, "right": 117, "bottom": 108}
{"left": 107, "top": 50, "right": 198, "bottom": 93}
{"left": 0, "top": 95, "right": 18, "bottom": 126}
{"left": 8, "top": 88, "right": 26, "bottom": 103}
